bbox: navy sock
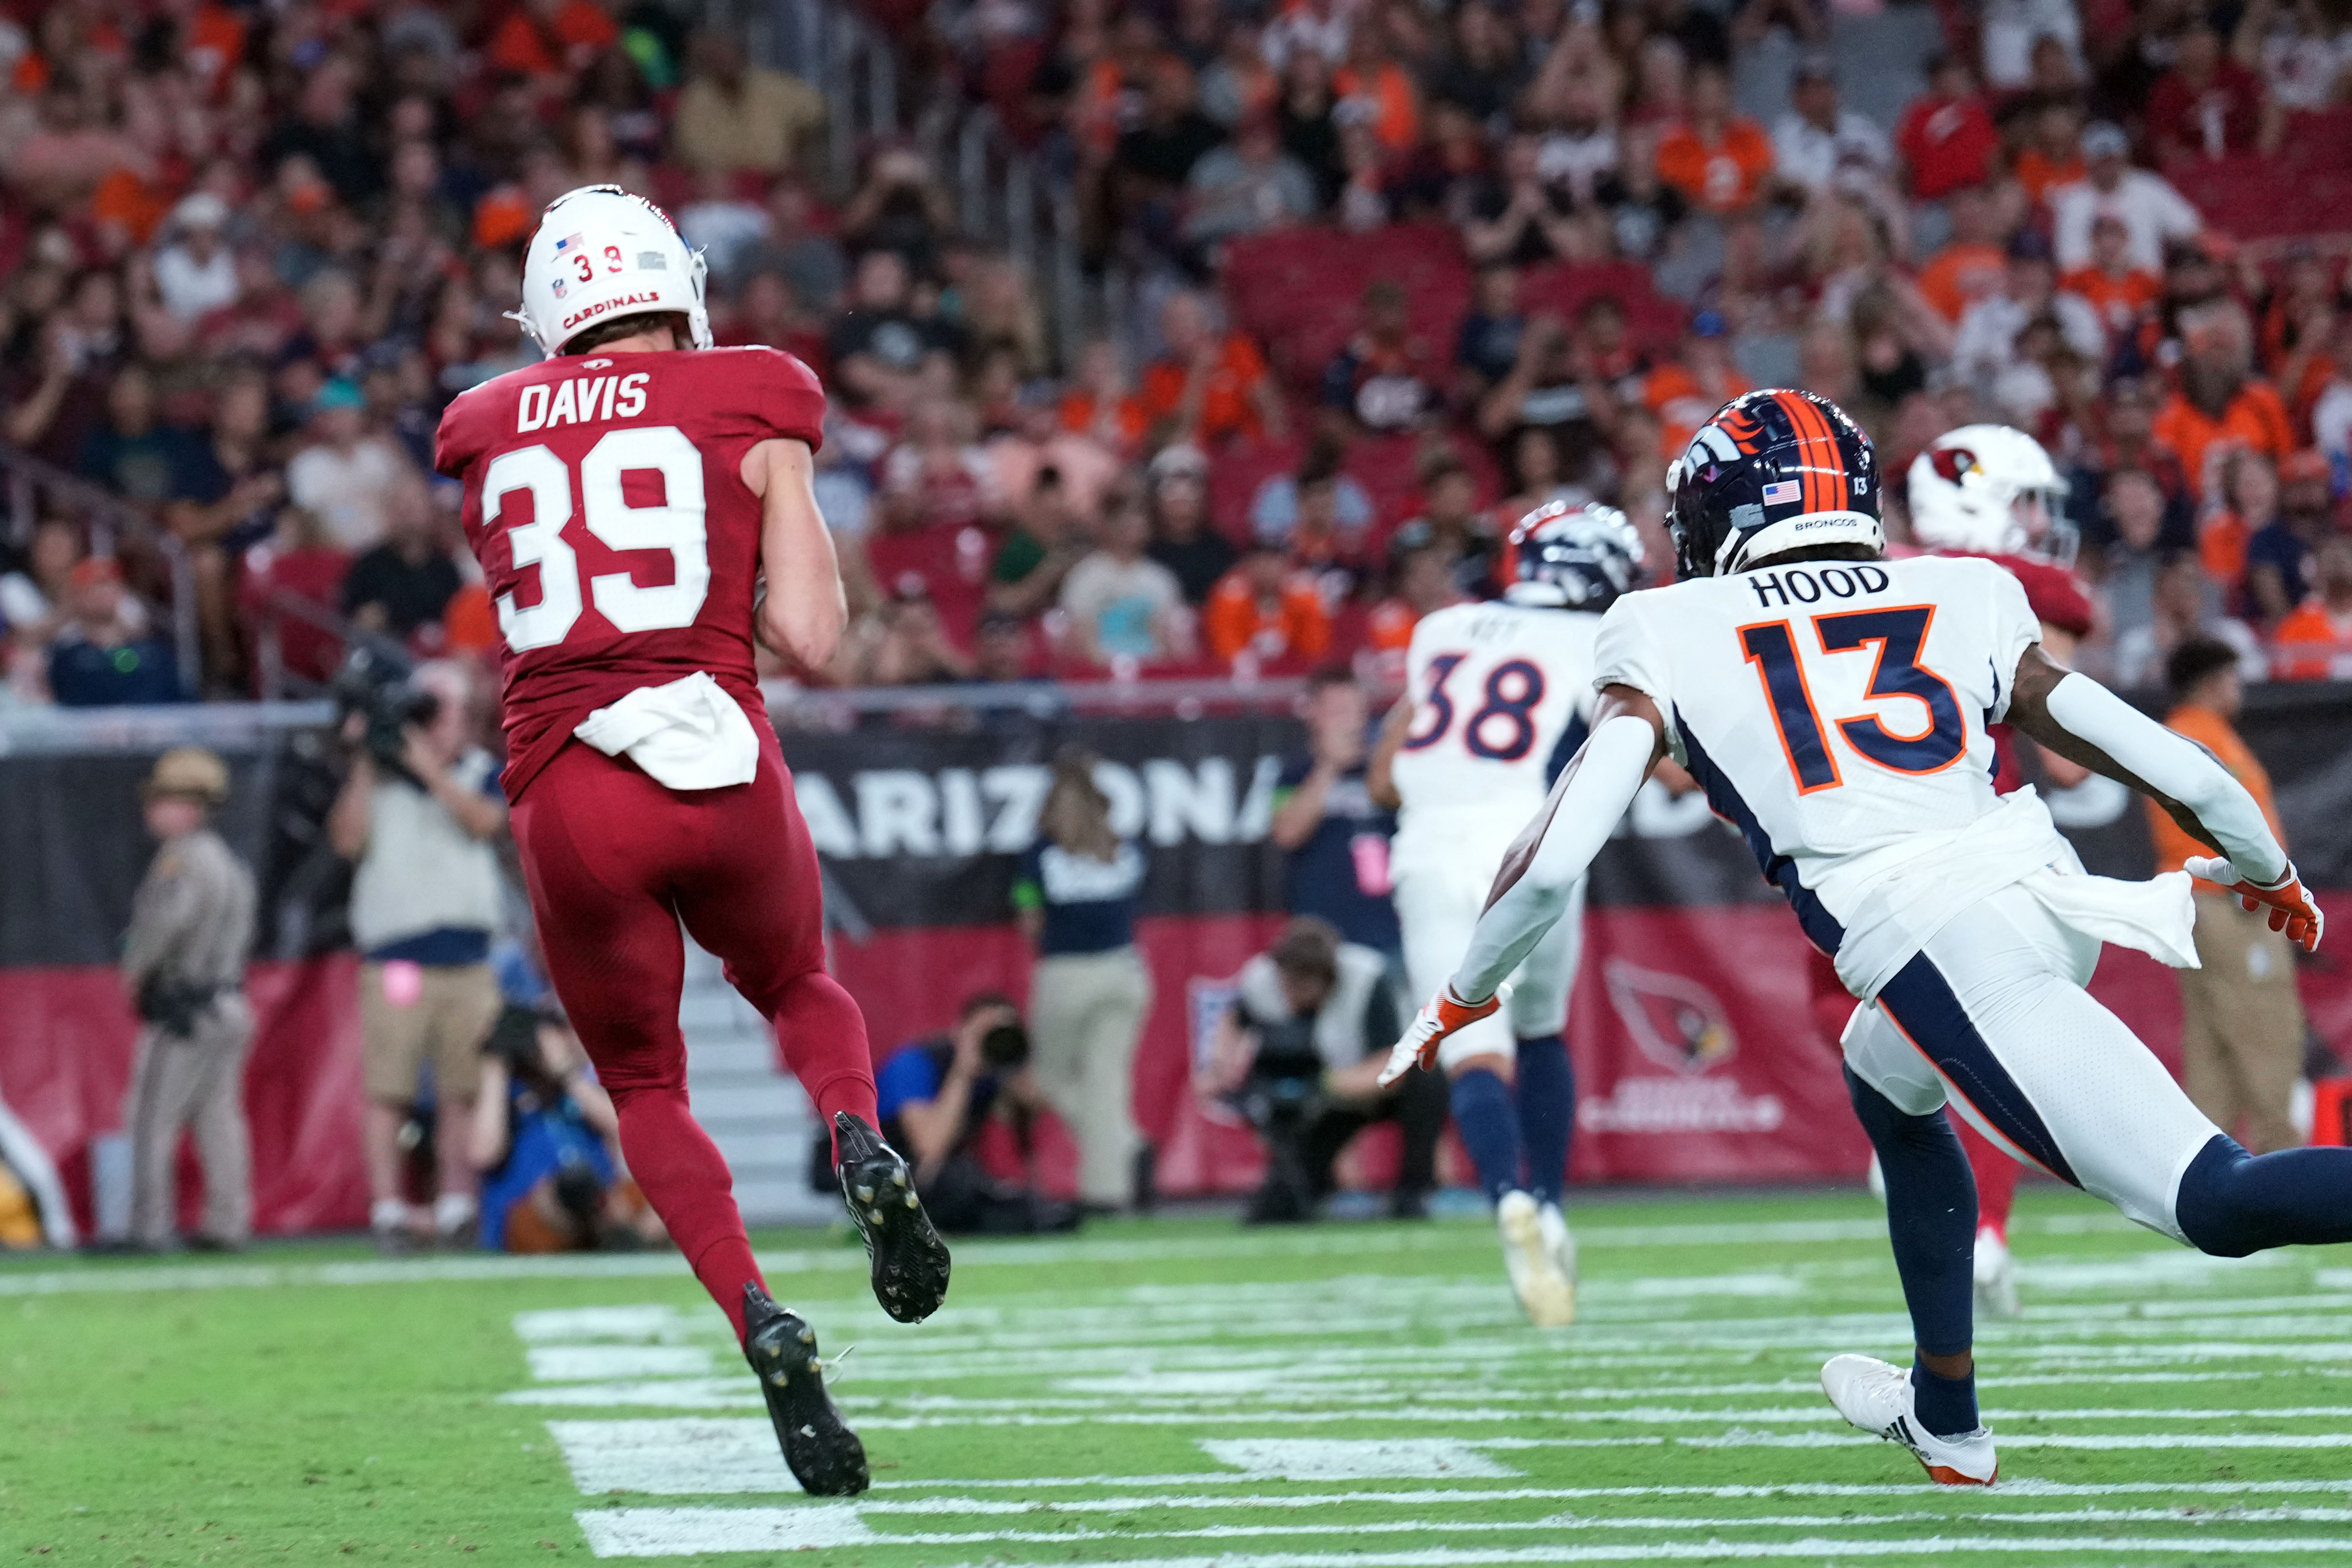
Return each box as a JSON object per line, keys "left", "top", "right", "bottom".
{"left": 2176, "top": 1133, "right": 2352, "bottom": 1257}
{"left": 1910, "top": 1358, "right": 1980, "bottom": 1438}
{"left": 1450, "top": 1068, "right": 1525, "bottom": 1204}
{"left": 1844, "top": 1065, "right": 1976, "bottom": 1359}
{"left": 1514, "top": 1035, "right": 1575, "bottom": 1207}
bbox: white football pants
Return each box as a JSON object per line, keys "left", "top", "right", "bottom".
{"left": 1840, "top": 882, "right": 2223, "bottom": 1244}
{"left": 1395, "top": 852, "right": 1583, "bottom": 1073}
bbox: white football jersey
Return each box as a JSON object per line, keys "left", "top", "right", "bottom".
{"left": 1592, "top": 554, "right": 2044, "bottom": 952}
{"left": 1391, "top": 600, "right": 1601, "bottom": 870}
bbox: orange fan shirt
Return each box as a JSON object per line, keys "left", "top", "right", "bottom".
{"left": 1644, "top": 361, "right": 1753, "bottom": 455}
{"left": 2152, "top": 382, "right": 2294, "bottom": 495}
{"left": 1203, "top": 569, "right": 1330, "bottom": 662}
{"left": 1916, "top": 241, "right": 2007, "bottom": 323}
{"left": 2149, "top": 704, "right": 2286, "bottom": 886}
{"left": 2062, "top": 265, "right": 2160, "bottom": 339}
{"left": 1137, "top": 335, "right": 1275, "bottom": 445}
{"left": 1654, "top": 119, "right": 1774, "bottom": 213}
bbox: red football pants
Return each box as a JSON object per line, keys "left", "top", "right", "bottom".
{"left": 511, "top": 729, "right": 878, "bottom": 1343}
{"left": 1810, "top": 947, "right": 2016, "bottom": 1237}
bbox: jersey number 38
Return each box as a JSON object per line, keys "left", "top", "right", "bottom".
{"left": 482, "top": 424, "right": 711, "bottom": 652}
{"left": 1739, "top": 605, "right": 1967, "bottom": 793}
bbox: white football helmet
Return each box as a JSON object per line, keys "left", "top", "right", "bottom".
{"left": 1907, "top": 424, "right": 2075, "bottom": 566}
{"left": 513, "top": 184, "right": 711, "bottom": 355}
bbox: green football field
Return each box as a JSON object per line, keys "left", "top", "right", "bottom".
{"left": 8, "top": 1188, "right": 2352, "bottom": 1566}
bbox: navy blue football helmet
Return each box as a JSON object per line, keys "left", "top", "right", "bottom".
{"left": 1667, "top": 388, "right": 1883, "bottom": 578}
{"left": 1501, "top": 500, "right": 1647, "bottom": 612}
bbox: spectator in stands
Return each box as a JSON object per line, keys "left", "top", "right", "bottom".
{"left": 1982, "top": 0, "right": 2085, "bottom": 91}
{"left": 76, "top": 363, "right": 199, "bottom": 509}
{"left": 4, "top": 267, "right": 124, "bottom": 471}
{"left": 1913, "top": 182, "right": 2010, "bottom": 325}
{"left": 1320, "top": 280, "right": 1442, "bottom": 438}
{"left": 1477, "top": 308, "right": 1613, "bottom": 462}
{"left": 2151, "top": 636, "right": 2308, "bottom": 1154}
{"left": 1137, "top": 291, "right": 1287, "bottom": 447}
{"left": 1183, "top": 111, "right": 1319, "bottom": 255}
{"left": 839, "top": 143, "right": 960, "bottom": 278}
{"left": 1465, "top": 131, "right": 1582, "bottom": 265}
{"left": 1455, "top": 263, "right": 1526, "bottom": 401}
{"left": 2242, "top": 0, "right": 2352, "bottom": 114}
{"left": 1115, "top": 57, "right": 1228, "bottom": 256}
{"left": 2064, "top": 213, "right": 2164, "bottom": 346}
{"left": 151, "top": 193, "right": 239, "bottom": 322}
{"left": 1952, "top": 230, "right": 2106, "bottom": 404}
{"left": 45, "top": 558, "right": 180, "bottom": 708}
{"left": 2050, "top": 121, "right": 2204, "bottom": 274}
{"left": 1197, "top": 915, "right": 1443, "bottom": 1222}
{"left": 1270, "top": 667, "right": 1404, "bottom": 972}
{"left": 1276, "top": 45, "right": 1347, "bottom": 207}
{"left": 828, "top": 248, "right": 961, "bottom": 413}
{"left": 285, "top": 380, "right": 407, "bottom": 554}
{"left": 2156, "top": 306, "right": 2296, "bottom": 499}
{"left": 874, "top": 993, "right": 1077, "bottom": 1234}
{"left": 328, "top": 658, "right": 508, "bottom": 1252}
{"left": 341, "top": 471, "right": 459, "bottom": 641}
{"left": 865, "top": 579, "right": 976, "bottom": 686}
{"left": 0, "top": 518, "right": 81, "bottom": 686}
{"left": 2248, "top": 449, "right": 2342, "bottom": 626}
{"left": 2095, "top": 465, "right": 2174, "bottom": 649}
{"left": 2146, "top": 18, "right": 2278, "bottom": 162}
{"left": 989, "top": 464, "right": 1094, "bottom": 619}
{"left": 1142, "top": 444, "right": 1236, "bottom": 605}
{"left": 669, "top": 26, "right": 824, "bottom": 174}
{"left": 1643, "top": 309, "right": 1750, "bottom": 455}
{"left": 1772, "top": 55, "right": 1892, "bottom": 203}
{"left": 2013, "top": 96, "right": 2088, "bottom": 206}
{"left": 1017, "top": 746, "right": 1153, "bottom": 1214}
{"left": 1059, "top": 490, "right": 1193, "bottom": 667}
{"left": 1654, "top": 61, "right": 1772, "bottom": 215}
{"left": 1894, "top": 52, "right": 2000, "bottom": 206}
{"left": 1367, "top": 521, "right": 1470, "bottom": 658}
{"left": 1426, "top": 0, "right": 1528, "bottom": 125}
{"left": 1401, "top": 453, "right": 1499, "bottom": 593}
{"left": 739, "top": 180, "right": 847, "bottom": 314}
{"left": 2274, "top": 533, "right": 2352, "bottom": 678}
{"left": 2111, "top": 554, "right": 2267, "bottom": 688}
{"left": 1206, "top": 540, "right": 1331, "bottom": 666}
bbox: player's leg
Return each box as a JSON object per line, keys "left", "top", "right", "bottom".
{"left": 511, "top": 751, "right": 768, "bottom": 1346}
{"left": 1953, "top": 1118, "right": 2021, "bottom": 1318}
{"left": 677, "top": 734, "right": 877, "bottom": 1140}
{"left": 1825, "top": 1003, "right": 1994, "bottom": 1484}
{"left": 676, "top": 736, "right": 946, "bottom": 1323}
{"left": 1507, "top": 877, "right": 1582, "bottom": 1286}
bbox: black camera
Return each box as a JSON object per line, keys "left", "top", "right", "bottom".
{"left": 331, "top": 646, "right": 439, "bottom": 780}
{"left": 980, "top": 1020, "right": 1031, "bottom": 1070}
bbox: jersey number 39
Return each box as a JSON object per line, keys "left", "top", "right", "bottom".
{"left": 1740, "top": 605, "right": 1966, "bottom": 792}
{"left": 482, "top": 425, "right": 710, "bottom": 651}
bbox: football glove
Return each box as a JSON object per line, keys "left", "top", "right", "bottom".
{"left": 2184, "top": 856, "right": 2325, "bottom": 954}
{"left": 1377, "top": 981, "right": 1511, "bottom": 1087}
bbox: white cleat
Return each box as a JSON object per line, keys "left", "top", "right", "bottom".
{"left": 1820, "top": 1353, "right": 1998, "bottom": 1486}
{"left": 1973, "top": 1228, "right": 2020, "bottom": 1319}
{"left": 1497, "top": 1190, "right": 1575, "bottom": 1327}
{"left": 1537, "top": 1200, "right": 1578, "bottom": 1290}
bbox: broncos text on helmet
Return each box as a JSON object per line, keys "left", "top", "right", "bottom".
{"left": 1667, "top": 388, "right": 1882, "bottom": 579}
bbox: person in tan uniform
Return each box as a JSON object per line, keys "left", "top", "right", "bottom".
{"left": 2149, "top": 637, "right": 2309, "bottom": 1154}
{"left": 121, "top": 747, "right": 257, "bottom": 1250}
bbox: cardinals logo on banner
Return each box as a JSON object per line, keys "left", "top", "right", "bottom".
{"left": 1606, "top": 959, "right": 1737, "bottom": 1075}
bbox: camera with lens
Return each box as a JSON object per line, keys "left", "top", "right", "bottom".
{"left": 331, "top": 645, "right": 439, "bottom": 781}
{"left": 979, "top": 1019, "right": 1031, "bottom": 1070}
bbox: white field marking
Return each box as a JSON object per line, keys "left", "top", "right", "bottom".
{"left": 857, "top": 1477, "right": 2352, "bottom": 1501}
{"left": 578, "top": 1506, "right": 2352, "bottom": 1556}
{"left": 515, "top": 1306, "right": 694, "bottom": 1343}
{"left": 2017, "top": 1253, "right": 2287, "bottom": 1291}
{"left": 572, "top": 1531, "right": 2352, "bottom": 1564}
{"left": 1669, "top": 1431, "right": 2352, "bottom": 1451}
{"left": 575, "top": 1503, "right": 869, "bottom": 1557}
{"left": 1197, "top": 1439, "right": 1522, "bottom": 1480}
{"left": 549, "top": 1419, "right": 799, "bottom": 1497}
{"left": 530, "top": 1347, "right": 717, "bottom": 1382}
{"left": 504, "top": 1379, "right": 754, "bottom": 1410}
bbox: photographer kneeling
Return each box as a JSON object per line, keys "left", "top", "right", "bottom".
{"left": 874, "top": 994, "right": 1081, "bottom": 1235}
{"left": 1201, "top": 918, "right": 1446, "bottom": 1223}
{"left": 470, "top": 1006, "right": 663, "bottom": 1253}
{"left": 327, "top": 656, "right": 509, "bottom": 1250}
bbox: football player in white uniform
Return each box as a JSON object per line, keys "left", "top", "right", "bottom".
{"left": 1384, "top": 389, "right": 2339, "bottom": 1484}
{"left": 1368, "top": 501, "right": 1645, "bottom": 1327}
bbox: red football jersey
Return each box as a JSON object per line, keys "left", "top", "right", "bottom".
{"left": 434, "top": 345, "right": 825, "bottom": 799}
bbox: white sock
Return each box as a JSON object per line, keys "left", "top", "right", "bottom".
{"left": 371, "top": 1198, "right": 412, "bottom": 1231}
{"left": 433, "top": 1192, "right": 478, "bottom": 1234}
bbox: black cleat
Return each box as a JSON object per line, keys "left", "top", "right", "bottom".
{"left": 833, "top": 1111, "right": 951, "bottom": 1323}
{"left": 742, "top": 1284, "right": 869, "bottom": 1496}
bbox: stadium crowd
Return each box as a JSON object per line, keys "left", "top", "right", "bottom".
{"left": 1, "top": 0, "right": 2351, "bottom": 711}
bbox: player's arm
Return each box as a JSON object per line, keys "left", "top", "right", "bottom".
{"left": 2005, "top": 646, "right": 2322, "bottom": 950}
{"left": 1378, "top": 685, "right": 1668, "bottom": 1084}
{"left": 1364, "top": 692, "right": 1414, "bottom": 811}
{"left": 741, "top": 437, "right": 847, "bottom": 673}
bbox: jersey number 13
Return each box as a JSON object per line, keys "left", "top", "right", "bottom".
{"left": 482, "top": 425, "right": 711, "bottom": 652}
{"left": 1739, "top": 605, "right": 1967, "bottom": 792}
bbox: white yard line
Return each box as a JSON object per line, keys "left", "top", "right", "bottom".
{"left": 857, "top": 1478, "right": 2352, "bottom": 1500}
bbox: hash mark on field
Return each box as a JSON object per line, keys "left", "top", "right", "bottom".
{"left": 551, "top": 1419, "right": 799, "bottom": 1496}
{"left": 530, "top": 1346, "right": 716, "bottom": 1382}
{"left": 575, "top": 1503, "right": 870, "bottom": 1556}
{"left": 1199, "top": 1439, "right": 1522, "bottom": 1480}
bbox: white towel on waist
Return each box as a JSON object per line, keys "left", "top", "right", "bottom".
{"left": 572, "top": 672, "right": 759, "bottom": 791}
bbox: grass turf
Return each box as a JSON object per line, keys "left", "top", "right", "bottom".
{"left": 5, "top": 1187, "right": 2352, "bottom": 1565}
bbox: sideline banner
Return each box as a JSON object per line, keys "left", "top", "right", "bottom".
{"left": 2, "top": 684, "right": 2348, "bottom": 1229}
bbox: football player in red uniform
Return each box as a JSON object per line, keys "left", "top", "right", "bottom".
{"left": 434, "top": 186, "right": 948, "bottom": 1496}
{"left": 1818, "top": 423, "right": 2095, "bottom": 1319}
